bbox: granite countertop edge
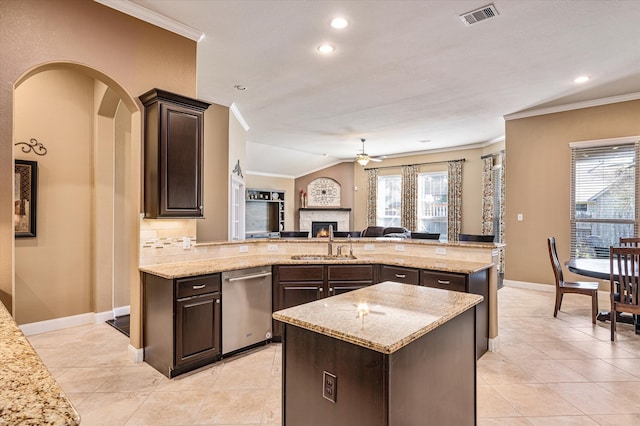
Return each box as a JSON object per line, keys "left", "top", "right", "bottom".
{"left": 140, "top": 254, "right": 494, "bottom": 280}
{"left": 0, "top": 303, "right": 80, "bottom": 425}
{"left": 272, "top": 282, "right": 483, "bottom": 354}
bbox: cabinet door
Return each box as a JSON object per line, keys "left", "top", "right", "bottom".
{"left": 329, "top": 283, "right": 371, "bottom": 296}
{"left": 160, "top": 103, "right": 204, "bottom": 217}
{"left": 279, "top": 282, "right": 324, "bottom": 309}
{"left": 176, "top": 292, "right": 221, "bottom": 365}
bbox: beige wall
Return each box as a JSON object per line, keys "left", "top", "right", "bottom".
{"left": 1, "top": 0, "right": 197, "bottom": 351}
{"left": 505, "top": 100, "right": 640, "bottom": 287}
{"left": 197, "top": 104, "right": 231, "bottom": 242}
{"left": 295, "top": 162, "right": 356, "bottom": 230}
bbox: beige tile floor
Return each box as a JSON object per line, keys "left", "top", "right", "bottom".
{"left": 28, "top": 286, "right": 640, "bottom": 425}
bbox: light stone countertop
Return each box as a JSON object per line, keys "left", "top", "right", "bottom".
{"left": 0, "top": 302, "right": 80, "bottom": 425}
{"left": 139, "top": 253, "right": 493, "bottom": 280}
{"left": 272, "top": 281, "right": 483, "bottom": 354}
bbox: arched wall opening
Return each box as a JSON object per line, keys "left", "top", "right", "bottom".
{"left": 13, "top": 62, "right": 142, "bottom": 352}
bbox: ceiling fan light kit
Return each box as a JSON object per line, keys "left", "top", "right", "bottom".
{"left": 356, "top": 138, "right": 382, "bottom": 166}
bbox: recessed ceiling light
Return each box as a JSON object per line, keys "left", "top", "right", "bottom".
{"left": 317, "top": 43, "right": 335, "bottom": 54}
{"left": 574, "top": 75, "right": 590, "bottom": 84}
{"left": 418, "top": 139, "right": 432, "bottom": 143}
{"left": 330, "top": 17, "right": 349, "bottom": 29}
{"left": 234, "top": 84, "right": 246, "bottom": 91}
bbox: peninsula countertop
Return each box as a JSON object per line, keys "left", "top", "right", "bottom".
{"left": 272, "top": 281, "right": 483, "bottom": 354}
{"left": 0, "top": 302, "right": 80, "bottom": 425}
{"left": 139, "top": 253, "right": 493, "bottom": 280}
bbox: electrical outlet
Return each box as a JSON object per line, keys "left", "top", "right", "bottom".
{"left": 364, "top": 244, "right": 375, "bottom": 251}
{"left": 435, "top": 247, "right": 447, "bottom": 255}
{"left": 268, "top": 244, "right": 278, "bottom": 252}
{"left": 239, "top": 245, "right": 249, "bottom": 253}
{"left": 323, "top": 371, "right": 337, "bottom": 403}
{"left": 395, "top": 244, "right": 405, "bottom": 252}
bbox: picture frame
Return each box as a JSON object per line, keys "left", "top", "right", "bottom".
{"left": 14, "top": 160, "right": 37, "bottom": 238}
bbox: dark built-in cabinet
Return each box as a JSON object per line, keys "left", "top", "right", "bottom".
{"left": 140, "top": 89, "right": 210, "bottom": 218}
{"left": 143, "top": 273, "right": 221, "bottom": 378}
{"left": 272, "top": 264, "right": 377, "bottom": 339}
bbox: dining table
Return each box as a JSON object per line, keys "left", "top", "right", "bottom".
{"left": 565, "top": 257, "right": 639, "bottom": 334}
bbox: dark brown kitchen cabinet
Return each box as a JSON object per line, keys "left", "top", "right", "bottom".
{"left": 272, "top": 264, "right": 376, "bottom": 339}
{"left": 143, "top": 272, "right": 221, "bottom": 378}
{"left": 421, "top": 268, "right": 489, "bottom": 358}
{"left": 140, "top": 88, "right": 210, "bottom": 218}
{"left": 378, "top": 265, "right": 420, "bottom": 285}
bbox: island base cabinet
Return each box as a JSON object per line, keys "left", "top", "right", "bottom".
{"left": 281, "top": 308, "right": 476, "bottom": 425}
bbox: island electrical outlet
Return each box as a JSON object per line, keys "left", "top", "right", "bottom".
{"left": 323, "top": 371, "right": 337, "bottom": 403}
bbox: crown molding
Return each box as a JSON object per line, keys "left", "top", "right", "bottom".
{"left": 504, "top": 92, "right": 640, "bottom": 121}
{"left": 230, "top": 103, "right": 250, "bottom": 132}
{"left": 95, "top": 0, "right": 205, "bottom": 42}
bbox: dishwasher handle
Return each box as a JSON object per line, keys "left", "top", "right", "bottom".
{"left": 225, "top": 272, "right": 272, "bottom": 282}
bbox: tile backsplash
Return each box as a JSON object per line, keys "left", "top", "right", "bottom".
{"left": 140, "top": 219, "right": 197, "bottom": 265}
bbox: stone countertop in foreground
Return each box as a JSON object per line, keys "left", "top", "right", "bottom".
{"left": 0, "top": 302, "right": 80, "bottom": 425}
{"left": 139, "top": 253, "right": 493, "bottom": 280}
{"left": 273, "top": 281, "right": 483, "bottom": 354}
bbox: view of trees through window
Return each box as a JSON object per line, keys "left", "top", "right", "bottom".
{"left": 376, "top": 175, "right": 401, "bottom": 227}
{"left": 571, "top": 143, "right": 637, "bottom": 258}
{"left": 376, "top": 172, "right": 448, "bottom": 236}
{"left": 418, "top": 172, "right": 448, "bottom": 238}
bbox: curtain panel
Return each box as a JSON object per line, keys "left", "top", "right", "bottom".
{"left": 366, "top": 168, "right": 378, "bottom": 227}
{"left": 401, "top": 164, "right": 419, "bottom": 231}
{"left": 447, "top": 160, "right": 463, "bottom": 241}
{"left": 481, "top": 156, "right": 494, "bottom": 235}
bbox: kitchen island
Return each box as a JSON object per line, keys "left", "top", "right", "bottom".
{"left": 273, "top": 281, "right": 483, "bottom": 426}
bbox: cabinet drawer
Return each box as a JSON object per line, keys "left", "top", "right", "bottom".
{"left": 421, "top": 271, "right": 466, "bottom": 292}
{"left": 380, "top": 265, "right": 419, "bottom": 285}
{"left": 176, "top": 274, "right": 221, "bottom": 298}
{"left": 277, "top": 265, "right": 324, "bottom": 281}
{"left": 327, "top": 265, "right": 374, "bottom": 281}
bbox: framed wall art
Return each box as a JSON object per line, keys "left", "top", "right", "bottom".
{"left": 14, "top": 160, "right": 37, "bottom": 238}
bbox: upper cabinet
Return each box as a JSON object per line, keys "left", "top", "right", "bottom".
{"left": 140, "top": 89, "right": 210, "bottom": 218}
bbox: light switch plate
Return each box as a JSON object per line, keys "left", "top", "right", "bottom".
{"left": 364, "top": 244, "right": 375, "bottom": 251}
{"left": 267, "top": 244, "right": 278, "bottom": 252}
{"left": 395, "top": 244, "right": 405, "bottom": 252}
{"left": 239, "top": 245, "right": 249, "bottom": 253}
{"left": 435, "top": 247, "right": 447, "bottom": 255}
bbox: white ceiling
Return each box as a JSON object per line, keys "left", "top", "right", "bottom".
{"left": 117, "top": 0, "right": 640, "bottom": 177}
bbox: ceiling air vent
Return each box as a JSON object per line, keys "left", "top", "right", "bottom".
{"left": 459, "top": 3, "right": 499, "bottom": 26}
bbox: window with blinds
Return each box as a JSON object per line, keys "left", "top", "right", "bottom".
{"left": 570, "top": 141, "right": 639, "bottom": 258}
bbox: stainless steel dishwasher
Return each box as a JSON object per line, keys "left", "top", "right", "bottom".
{"left": 221, "top": 266, "right": 273, "bottom": 355}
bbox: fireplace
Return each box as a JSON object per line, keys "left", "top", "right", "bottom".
{"left": 312, "top": 221, "right": 338, "bottom": 238}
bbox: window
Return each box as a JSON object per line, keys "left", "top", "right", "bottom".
{"left": 570, "top": 141, "right": 638, "bottom": 258}
{"left": 417, "top": 172, "right": 448, "bottom": 238}
{"left": 376, "top": 175, "right": 401, "bottom": 226}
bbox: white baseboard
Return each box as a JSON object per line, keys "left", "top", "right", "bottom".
{"left": 503, "top": 279, "right": 555, "bottom": 292}
{"left": 129, "top": 344, "right": 144, "bottom": 363}
{"left": 20, "top": 309, "right": 115, "bottom": 336}
{"left": 114, "top": 305, "right": 130, "bottom": 317}
{"left": 488, "top": 336, "right": 500, "bottom": 352}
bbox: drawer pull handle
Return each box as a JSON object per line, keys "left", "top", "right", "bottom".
{"left": 395, "top": 274, "right": 406, "bottom": 279}
{"left": 437, "top": 280, "right": 451, "bottom": 285}
{"left": 192, "top": 284, "right": 206, "bottom": 290}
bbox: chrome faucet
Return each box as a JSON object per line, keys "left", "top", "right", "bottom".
{"left": 328, "top": 225, "right": 334, "bottom": 255}
{"left": 348, "top": 234, "right": 353, "bottom": 256}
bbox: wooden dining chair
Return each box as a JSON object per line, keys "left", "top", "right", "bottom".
{"left": 547, "top": 237, "right": 599, "bottom": 324}
{"left": 619, "top": 237, "right": 640, "bottom": 247}
{"left": 609, "top": 246, "right": 640, "bottom": 341}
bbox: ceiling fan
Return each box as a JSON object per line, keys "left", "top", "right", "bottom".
{"left": 356, "top": 138, "right": 383, "bottom": 166}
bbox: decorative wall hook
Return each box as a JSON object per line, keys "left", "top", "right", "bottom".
{"left": 232, "top": 159, "right": 243, "bottom": 178}
{"left": 15, "top": 138, "right": 47, "bottom": 156}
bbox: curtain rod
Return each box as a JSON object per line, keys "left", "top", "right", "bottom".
{"left": 480, "top": 149, "right": 505, "bottom": 160}
{"left": 364, "top": 158, "right": 465, "bottom": 171}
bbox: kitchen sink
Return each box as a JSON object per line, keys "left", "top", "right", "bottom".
{"left": 291, "top": 254, "right": 357, "bottom": 261}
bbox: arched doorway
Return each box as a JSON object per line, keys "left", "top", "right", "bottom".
{"left": 13, "top": 62, "right": 142, "bottom": 356}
